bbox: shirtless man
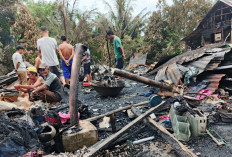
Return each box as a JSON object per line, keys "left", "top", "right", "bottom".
{"left": 35, "top": 53, "right": 43, "bottom": 77}
{"left": 58, "top": 36, "right": 74, "bottom": 84}
{"left": 14, "top": 67, "right": 44, "bottom": 98}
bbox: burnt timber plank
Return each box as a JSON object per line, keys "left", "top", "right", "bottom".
{"left": 84, "top": 101, "right": 166, "bottom": 157}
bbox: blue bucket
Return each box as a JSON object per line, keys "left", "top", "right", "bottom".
{"left": 149, "top": 95, "right": 162, "bottom": 107}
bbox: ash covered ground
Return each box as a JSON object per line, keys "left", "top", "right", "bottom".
{"left": 78, "top": 79, "right": 232, "bottom": 157}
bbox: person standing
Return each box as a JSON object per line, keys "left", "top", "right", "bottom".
{"left": 37, "top": 26, "right": 66, "bottom": 85}
{"left": 81, "top": 43, "right": 91, "bottom": 83}
{"left": 58, "top": 36, "right": 74, "bottom": 84}
{"left": 12, "top": 45, "right": 27, "bottom": 96}
{"left": 107, "top": 30, "right": 126, "bottom": 70}
{"left": 35, "top": 52, "right": 43, "bottom": 77}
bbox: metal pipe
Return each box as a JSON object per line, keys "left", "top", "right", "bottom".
{"left": 69, "top": 44, "right": 85, "bottom": 125}
{"left": 132, "top": 136, "right": 155, "bottom": 145}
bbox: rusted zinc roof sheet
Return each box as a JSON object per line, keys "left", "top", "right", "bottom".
{"left": 147, "top": 43, "right": 225, "bottom": 76}
{"left": 155, "top": 47, "right": 231, "bottom": 85}
{"left": 199, "top": 74, "right": 226, "bottom": 93}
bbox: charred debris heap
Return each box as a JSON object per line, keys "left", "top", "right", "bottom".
{"left": 1, "top": 43, "right": 232, "bottom": 157}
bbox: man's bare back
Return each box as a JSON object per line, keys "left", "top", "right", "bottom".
{"left": 59, "top": 43, "right": 73, "bottom": 59}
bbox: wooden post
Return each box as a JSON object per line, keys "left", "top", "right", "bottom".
{"left": 69, "top": 44, "right": 85, "bottom": 125}
{"left": 231, "top": 18, "right": 232, "bottom": 44}
{"left": 222, "top": 26, "right": 224, "bottom": 42}
{"left": 201, "top": 35, "right": 205, "bottom": 46}
{"left": 110, "top": 114, "right": 116, "bottom": 133}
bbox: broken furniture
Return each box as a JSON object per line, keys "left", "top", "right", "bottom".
{"left": 169, "top": 104, "right": 207, "bottom": 141}
{"left": 169, "top": 105, "right": 191, "bottom": 141}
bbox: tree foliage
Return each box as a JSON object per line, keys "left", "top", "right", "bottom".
{"left": 11, "top": 3, "right": 39, "bottom": 64}
{"left": 104, "top": 0, "right": 149, "bottom": 39}
{"left": 144, "top": 0, "right": 214, "bottom": 62}
{"left": 0, "top": 0, "right": 219, "bottom": 74}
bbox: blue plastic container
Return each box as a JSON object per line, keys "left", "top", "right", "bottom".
{"left": 149, "top": 95, "right": 162, "bottom": 107}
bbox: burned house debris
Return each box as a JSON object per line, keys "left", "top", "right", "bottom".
{"left": 183, "top": 0, "right": 232, "bottom": 50}
{"left": 1, "top": 42, "right": 232, "bottom": 157}
{"left": 2, "top": 1, "right": 232, "bottom": 157}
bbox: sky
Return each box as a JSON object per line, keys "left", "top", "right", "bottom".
{"left": 39, "top": 0, "right": 173, "bottom": 16}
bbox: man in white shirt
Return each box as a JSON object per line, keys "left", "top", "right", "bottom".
{"left": 12, "top": 45, "right": 27, "bottom": 96}
{"left": 37, "top": 26, "right": 66, "bottom": 86}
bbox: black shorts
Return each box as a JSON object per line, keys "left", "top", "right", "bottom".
{"left": 49, "top": 65, "right": 63, "bottom": 78}
{"left": 84, "top": 62, "right": 91, "bottom": 75}
{"left": 115, "top": 57, "right": 123, "bottom": 69}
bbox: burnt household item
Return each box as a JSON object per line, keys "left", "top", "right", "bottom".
{"left": 186, "top": 110, "right": 207, "bottom": 137}
{"left": 3, "top": 94, "right": 19, "bottom": 102}
{"left": 39, "top": 125, "right": 56, "bottom": 142}
{"left": 219, "top": 110, "right": 232, "bottom": 122}
{"left": 6, "top": 109, "right": 25, "bottom": 118}
{"left": 149, "top": 95, "right": 162, "bottom": 107}
{"left": 92, "top": 80, "right": 125, "bottom": 97}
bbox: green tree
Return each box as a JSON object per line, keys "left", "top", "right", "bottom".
{"left": 0, "top": 0, "right": 19, "bottom": 75}
{"left": 11, "top": 3, "right": 39, "bottom": 64}
{"left": 104, "top": 0, "right": 149, "bottom": 39}
{"left": 144, "top": 0, "right": 214, "bottom": 62}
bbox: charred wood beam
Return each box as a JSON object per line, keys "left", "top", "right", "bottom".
{"left": 86, "top": 101, "right": 149, "bottom": 122}
{"left": 110, "top": 114, "right": 116, "bottom": 133}
{"left": 112, "top": 68, "right": 174, "bottom": 92}
{"left": 131, "top": 106, "right": 197, "bottom": 157}
{"left": 84, "top": 101, "right": 166, "bottom": 157}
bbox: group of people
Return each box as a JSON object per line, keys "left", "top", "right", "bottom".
{"left": 12, "top": 27, "right": 125, "bottom": 105}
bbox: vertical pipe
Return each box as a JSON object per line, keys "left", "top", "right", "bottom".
{"left": 69, "top": 44, "right": 85, "bottom": 125}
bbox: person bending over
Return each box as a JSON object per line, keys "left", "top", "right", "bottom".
{"left": 30, "top": 63, "right": 63, "bottom": 105}
{"left": 14, "top": 67, "right": 44, "bottom": 98}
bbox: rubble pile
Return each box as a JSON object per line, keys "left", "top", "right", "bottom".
{"left": 2, "top": 44, "right": 232, "bottom": 157}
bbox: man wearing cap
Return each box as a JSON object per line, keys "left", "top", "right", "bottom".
{"left": 37, "top": 26, "right": 66, "bottom": 86}
{"left": 107, "top": 30, "right": 126, "bottom": 70}
{"left": 12, "top": 45, "right": 27, "bottom": 96}
{"left": 30, "top": 63, "right": 63, "bottom": 105}
{"left": 14, "top": 67, "right": 44, "bottom": 98}
{"left": 81, "top": 43, "right": 91, "bottom": 83}
{"left": 58, "top": 35, "right": 74, "bottom": 84}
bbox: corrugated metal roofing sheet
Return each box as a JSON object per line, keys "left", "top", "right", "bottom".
{"left": 201, "top": 74, "right": 226, "bottom": 93}
{"left": 205, "top": 61, "right": 221, "bottom": 71}
{"left": 221, "top": 0, "right": 232, "bottom": 7}
{"left": 186, "top": 55, "right": 214, "bottom": 74}
{"left": 147, "top": 43, "right": 225, "bottom": 76}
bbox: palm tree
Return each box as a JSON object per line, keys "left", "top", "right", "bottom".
{"left": 103, "top": 0, "right": 149, "bottom": 39}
